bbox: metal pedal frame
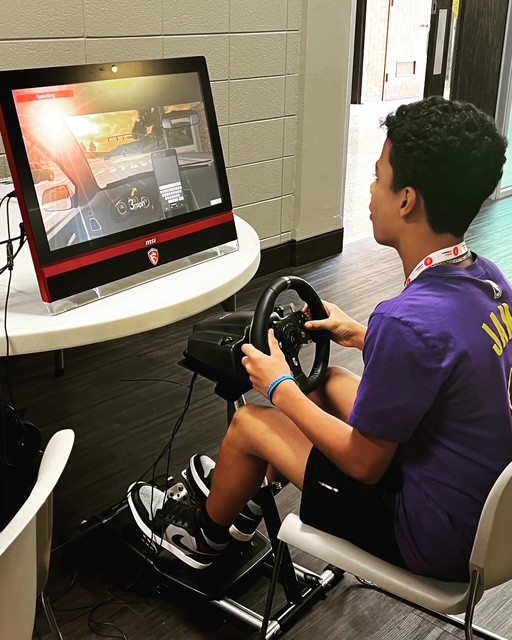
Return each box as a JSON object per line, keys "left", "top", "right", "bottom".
{"left": 219, "top": 397, "right": 341, "bottom": 638}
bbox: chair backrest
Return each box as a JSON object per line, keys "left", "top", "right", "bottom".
{"left": 470, "top": 460, "right": 512, "bottom": 590}
{"left": 0, "top": 429, "right": 74, "bottom": 640}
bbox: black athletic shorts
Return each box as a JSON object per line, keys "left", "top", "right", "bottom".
{"left": 300, "top": 447, "right": 406, "bottom": 567}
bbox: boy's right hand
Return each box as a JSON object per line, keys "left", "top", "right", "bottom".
{"left": 304, "top": 300, "right": 366, "bottom": 350}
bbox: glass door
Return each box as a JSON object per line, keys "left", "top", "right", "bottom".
{"left": 494, "top": 0, "right": 512, "bottom": 199}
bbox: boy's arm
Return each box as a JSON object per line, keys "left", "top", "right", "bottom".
{"left": 241, "top": 331, "right": 397, "bottom": 484}
{"left": 271, "top": 379, "right": 398, "bottom": 484}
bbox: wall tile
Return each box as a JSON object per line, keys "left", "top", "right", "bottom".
{"left": 286, "top": 31, "right": 300, "bottom": 74}
{"left": 0, "top": 156, "right": 10, "bottom": 179}
{"left": 211, "top": 81, "right": 229, "bottom": 125}
{"left": 229, "top": 33, "right": 286, "bottom": 79}
{"left": 285, "top": 74, "right": 299, "bottom": 115}
{"left": 283, "top": 116, "right": 297, "bottom": 156}
{"left": 282, "top": 156, "right": 295, "bottom": 195}
{"left": 228, "top": 118, "right": 284, "bottom": 167}
{"left": 230, "top": 0, "right": 288, "bottom": 33}
{"left": 287, "top": 0, "right": 302, "bottom": 30}
{"left": 281, "top": 193, "right": 294, "bottom": 233}
{"left": 0, "top": 0, "right": 84, "bottom": 39}
{"left": 85, "top": 0, "right": 162, "bottom": 37}
{"left": 163, "top": 0, "right": 230, "bottom": 35}
{"left": 228, "top": 159, "right": 282, "bottom": 207}
{"left": 163, "top": 35, "right": 229, "bottom": 80}
{"left": 229, "top": 77, "right": 285, "bottom": 124}
{"left": 219, "top": 125, "right": 229, "bottom": 165}
{"left": 0, "top": 40, "right": 86, "bottom": 69}
{"left": 86, "top": 37, "right": 163, "bottom": 63}
{"left": 260, "top": 234, "right": 282, "bottom": 249}
{"left": 234, "top": 197, "right": 281, "bottom": 238}
{"left": 279, "top": 230, "right": 292, "bottom": 244}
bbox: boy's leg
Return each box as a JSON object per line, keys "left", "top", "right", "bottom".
{"left": 205, "top": 365, "right": 361, "bottom": 527}
{"left": 206, "top": 403, "right": 313, "bottom": 526}
{"left": 127, "top": 363, "right": 364, "bottom": 568}
{"left": 309, "top": 365, "right": 361, "bottom": 421}
{"left": 300, "top": 447, "right": 404, "bottom": 566}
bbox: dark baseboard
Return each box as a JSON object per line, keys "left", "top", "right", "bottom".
{"left": 256, "top": 227, "right": 344, "bottom": 277}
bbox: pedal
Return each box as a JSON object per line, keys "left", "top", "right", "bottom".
{"left": 165, "top": 480, "right": 188, "bottom": 502}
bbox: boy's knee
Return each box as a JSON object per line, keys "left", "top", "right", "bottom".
{"left": 230, "top": 403, "right": 261, "bottom": 432}
{"left": 227, "top": 404, "right": 272, "bottom": 447}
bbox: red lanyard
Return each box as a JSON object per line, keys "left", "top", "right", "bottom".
{"left": 405, "top": 241, "right": 470, "bottom": 287}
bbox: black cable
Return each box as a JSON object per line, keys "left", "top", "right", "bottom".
{"left": 52, "top": 371, "right": 199, "bottom": 555}
{"left": 1, "top": 194, "right": 25, "bottom": 407}
{"left": 3, "top": 267, "right": 14, "bottom": 408}
{"left": 105, "top": 372, "right": 198, "bottom": 516}
{"left": 87, "top": 616, "right": 127, "bottom": 640}
{"left": 0, "top": 191, "right": 20, "bottom": 528}
{"left": 46, "top": 371, "right": 199, "bottom": 639}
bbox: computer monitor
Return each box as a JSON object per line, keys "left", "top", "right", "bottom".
{"left": 0, "top": 57, "right": 237, "bottom": 313}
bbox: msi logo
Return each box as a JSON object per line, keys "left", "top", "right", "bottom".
{"left": 147, "top": 247, "right": 159, "bottom": 266}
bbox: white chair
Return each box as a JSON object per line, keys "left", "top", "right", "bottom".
{"left": 0, "top": 429, "right": 75, "bottom": 640}
{"left": 262, "top": 460, "right": 512, "bottom": 640}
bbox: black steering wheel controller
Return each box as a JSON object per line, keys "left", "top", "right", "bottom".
{"left": 182, "top": 276, "right": 330, "bottom": 400}
{"left": 250, "top": 276, "right": 330, "bottom": 396}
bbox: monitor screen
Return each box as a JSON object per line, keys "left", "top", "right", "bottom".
{"left": 0, "top": 57, "right": 236, "bottom": 310}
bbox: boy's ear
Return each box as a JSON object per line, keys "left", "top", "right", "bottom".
{"left": 398, "top": 186, "right": 418, "bottom": 219}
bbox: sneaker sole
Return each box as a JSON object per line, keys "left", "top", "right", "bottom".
{"left": 229, "top": 524, "right": 255, "bottom": 542}
{"left": 127, "top": 483, "right": 212, "bottom": 570}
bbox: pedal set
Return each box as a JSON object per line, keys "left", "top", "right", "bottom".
{"left": 165, "top": 479, "right": 189, "bottom": 502}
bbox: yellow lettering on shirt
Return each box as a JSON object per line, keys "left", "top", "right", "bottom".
{"left": 491, "top": 312, "right": 509, "bottom": 348}
{"left": 482, "top": 322, "right": 504, "bottom": 356}
{"left": 482, "top": 304, "right": 512, "bottom": 356}
{"left": 499, "top": 303, "right": 512, "bottom": 339}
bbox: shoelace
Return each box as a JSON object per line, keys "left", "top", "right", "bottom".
{"left": 159, "top": 498, "right": 195, "bottom": 532}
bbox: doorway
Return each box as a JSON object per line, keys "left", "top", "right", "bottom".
{"left": 382, "top": 0, "right": 431, "bottom": 101}
{"left": 344, "top": 0, "right": 457, "bottom": 242}
{"left": 354, "top": 0, "right": 432, "bottom": 104}
{"left": 345, "top": 0, "right": 432, "bottom": 243}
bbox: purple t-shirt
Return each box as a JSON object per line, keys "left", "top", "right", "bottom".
{"left": 349, "top": 256, "right": 512, "bottom": 580}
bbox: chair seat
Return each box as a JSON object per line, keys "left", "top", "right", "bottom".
{"left": 279, "top": 513, "right": 473, "bottom": 614}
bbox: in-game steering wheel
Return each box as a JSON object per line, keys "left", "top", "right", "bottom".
{"left": 250, "top": 276, "right": 330, "bottom": 395}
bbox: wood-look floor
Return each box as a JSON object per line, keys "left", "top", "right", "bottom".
{"left": 4, "top": 196, "right": 512, "bottom": 639}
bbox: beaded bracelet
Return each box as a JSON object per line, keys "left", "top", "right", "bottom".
{"left": 267, "top": 374, "right": 296, "bottom": 405}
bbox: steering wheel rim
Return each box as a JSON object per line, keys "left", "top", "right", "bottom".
{"left": 250, "top": 276, "right": 330, "bottom": 395}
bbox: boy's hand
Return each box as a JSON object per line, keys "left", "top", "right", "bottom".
{"left": 305, "top": 300, "right": 366, "bottom": 350}
{"left": 241, "top": 329, "right": 291, "bottom": 398}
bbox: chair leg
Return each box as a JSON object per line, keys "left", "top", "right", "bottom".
{"left": 40, "top": 589, "right": 64, "bottom": 640}
{"left": 463, "top": 571, "right": 481, "bottom": 640}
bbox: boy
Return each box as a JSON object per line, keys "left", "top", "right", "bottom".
{"left": 129, "top": 97, "right": 512, "bottom": 580}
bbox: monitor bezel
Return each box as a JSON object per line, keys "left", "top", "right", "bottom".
{"left": 0, "top": 56, "right": 236, "bottom": 306}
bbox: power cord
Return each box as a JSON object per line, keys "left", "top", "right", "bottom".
{"left": 0, "top": 188, "right": 29, "bottom": 529}
{"left": 0, "top": 190, "right": 26, "bottom": 407}
{"left": 52, "top": 371, "right": 199, "bottom": 552}
{"left": 46, "top": 372, "right": 199, "bottom": 639}
{"left": 0, "top": 190, "right": 25, "bottom": 275}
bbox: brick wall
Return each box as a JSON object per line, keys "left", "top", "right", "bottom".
{"left": 0, "top": 0, "right": 355, "bottom": 249}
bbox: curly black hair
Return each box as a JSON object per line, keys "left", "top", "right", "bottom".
{"left": 383, "top": 96, "right": 507, "bottom": 236}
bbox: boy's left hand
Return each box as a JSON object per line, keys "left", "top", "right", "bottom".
{"left": 241, "top": 329, "right": 292, "bottom": 398}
